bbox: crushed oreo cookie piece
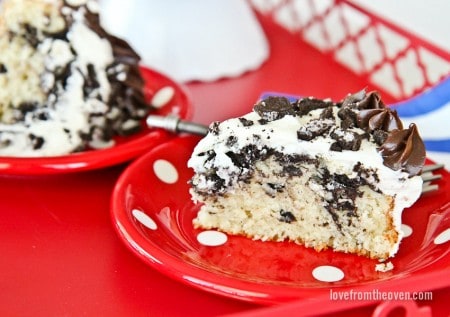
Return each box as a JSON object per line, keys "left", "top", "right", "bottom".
{"left": 263, "top": 182, "right": 285, "bottom": 197}
{"left": 310, "top": 167, "right": 371, "bottom": 231}
{"left": 267, "top": 182, "right": 285, "bottom": 192}
{"left": 373, "top": 129, "right": 388, "bottom": 145}
{"left": 204, "top": 150, "right": 216, "bottom": 163}
{"left": 18, "top": 102, "right": 38, "bottom": 114}
{"left": 337, "top": 106, "right": 357, "bottom": 129}
{"left": 29, "top": 133, "right": 45, "bottom": 149}
{"left": 279, "top": 210, "right": 296, "bottom": 223}
{"left": 0, "top": 136, "right": 11, "bottom": 148}
{"left": 239, "top": 117, "right": 254, "bottom": 127}
{"left": 208, "top": 121, "right": 220, "bottom": 135}
{"left": 274, "top": 152, "right": 318, "bottom": 176}
{"left": 23, "top": 23, "right": 39, "bottom": 48}
{"left": 254, "top": 96, "right": 295, "bottom": 121}
{"left": 297, "top": 119, "right": 334, "bottom": 141}
{"left": 226, "top": 135, "right": 238, "bottom": 147}
{"left": 201, "top": 173, "right": 227, "bottom": 194}
{"left": 296, "top": 128, "right": 314, "bottom": 141}
{"left": 353, "top": 162, "right": 381, "bottom": 191}
{"left": 294, "top": 97, "right": 334, "bottom": 117}
{"left": 82, "top": 63, "right": 100, "bottom": 98}
{"left": 330, "top": 129, "right": 364, "bottom": 151}
{"left": 226, "top": 144, "right": 271, "bottom": 170}
{"left": 319, "top": 107, "right": 334, "bottom": 120}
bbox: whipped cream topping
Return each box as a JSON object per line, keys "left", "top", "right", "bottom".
{"left": 189, "top": 108, "right": 422, "bottom": 199}
{"left": 0, "top": 0, "right": 147, "bottom": 157}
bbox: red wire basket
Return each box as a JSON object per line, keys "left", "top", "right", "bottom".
{"left": 249, "top": 0, "right": 450, "bottom": 102}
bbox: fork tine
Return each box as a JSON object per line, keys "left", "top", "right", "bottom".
{"left": 420, "top": 163, "right": 444, "bottom": 194}
{"left": 421, "top": 173, "right": 443, "bottom": 182}
{"left": 421, "top": 163, "right": 445, "bottom": 173}
{"left": 422, "top": 184, "right": 439, "bottom": 194}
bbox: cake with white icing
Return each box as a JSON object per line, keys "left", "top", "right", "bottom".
{"left": 0, "top": 0, "right": 149, "bottom": 156}
{"left": 188, "top": 90, "right": 426, "bottom": 260}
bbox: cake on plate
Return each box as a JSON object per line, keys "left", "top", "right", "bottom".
{"left": 188, "top": 90, "right": 426, "bottom": 260}
{"left": 0, "top": 0, "right": 149, "bottom": 156}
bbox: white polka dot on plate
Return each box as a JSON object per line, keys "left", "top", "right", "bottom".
{"left": 153, "top": 159, "right": 178, "bottom": 184}
{"left": 434, "top": 228, "right": 450, "bottom": 245}
{"left": 401, "top": 224, "right": 413, "bottom": 238}
{"left": 312, "top": 265, "right": 345, "bottom": 282}
{"left": 132, "top": 209, "right": 157, "bottom": 230}
{"left": 197, "top": 231, "right": 228, "bottom": 246}
{"left": 151, "top": 86, "right": 175, "bottom": 108}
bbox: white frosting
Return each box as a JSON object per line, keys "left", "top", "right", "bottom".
{"left": 42, "top": 39, "right": 74, "bottom": 72}
{"left": 188, "top": 106, "right": 423, "bottom": 256}
{"left": 0, "top": 4, "right": 115, "bottom": 157}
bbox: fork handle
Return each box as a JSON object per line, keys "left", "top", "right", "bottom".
{"left": 146, "top": 115, "right": 209, "bottom": 136}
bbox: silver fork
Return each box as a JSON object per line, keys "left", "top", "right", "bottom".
{"left": 421, "top": 163, "right": 445, "bottom": 194}
{"left": 146, "top": 115, "right": 445, "bottom": 194}
{"left": 146, "top": 115, "right": 209, "bottom": 136}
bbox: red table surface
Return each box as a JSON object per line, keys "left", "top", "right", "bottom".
{"left": 1, "top": 14, "right": 449, "bottom": 317}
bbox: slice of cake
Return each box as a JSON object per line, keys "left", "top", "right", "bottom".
{"left": 188, "top": 90, "right": 426, "bottom": 260}
{"left": 0, "top": 0, "right": 149, "bottom": 156}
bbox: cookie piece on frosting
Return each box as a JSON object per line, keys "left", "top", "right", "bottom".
{"left": 188, "top": 90, "right": 426, "bottom": 260}
{"left": 0, "top": 0, "right": 149, "bottom": 156}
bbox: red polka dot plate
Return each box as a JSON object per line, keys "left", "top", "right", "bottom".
{"left": 111, "top": 136, "right": 450, "bottom": 305}
{"left": 0, "top": 67, "right": 192, "bottom": 175}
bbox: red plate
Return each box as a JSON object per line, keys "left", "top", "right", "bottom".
{"left": 111, "top": 136, "right": 450, "bottom": 305}
{"left": 0, "top": 67, "right": 192, "bottom": 175}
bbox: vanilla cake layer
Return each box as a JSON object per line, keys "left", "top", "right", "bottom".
{"left": 188, "top": 91, "right": 426, "bottom": 260}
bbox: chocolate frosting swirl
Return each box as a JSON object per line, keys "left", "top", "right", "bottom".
{"left": 341, "top": 89, "right": 367, "bottom": 108}
{"left": 353, "top": 91, "right": 403, "bottom": 132}
{"left": 355, "top": 90, "right": 386, "bottom": 110}
{"left": 343, "top": 90, "right": 425, "bottom": 176}
{"left": 357, "top": 108, "right": 403, "bottom": 132}
{"left": 379, "top": 123, "right": 426, "bottom": 176}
